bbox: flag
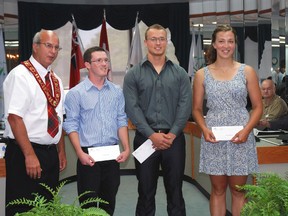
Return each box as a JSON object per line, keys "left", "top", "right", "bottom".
{"left": 0, "top": 24, "right": 7, "bottom": 119}
{"left": 126, "top": 16, "right": 143, "bottom": 72}
{"left": 188, "top": 26, "right": 205, "bottom": 86}
{"left": 69, "top": 19, "right": 85, "bottom": 89}
{"left": 188, "top": 26, "right": 196, "bottom": 78}
{"left": 196, "top": 28, "right": 205, "bottom": 71}
{"left": 99, "top": 17, "right": 112, "bottom": 81}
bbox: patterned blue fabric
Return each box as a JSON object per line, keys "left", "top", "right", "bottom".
{"left": 199, "top": 64, "right": 258, "bottom": 176}
{"left": 63, "top": 77, "right": 127, "bottom": 147}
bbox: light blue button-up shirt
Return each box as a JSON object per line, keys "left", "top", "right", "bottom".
{"left": 63, "top": 77, "right": 127, "bottom": 147}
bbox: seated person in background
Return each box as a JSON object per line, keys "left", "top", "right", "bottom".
{"left": 257, "top": 79, "right": 288, "bottom": 128}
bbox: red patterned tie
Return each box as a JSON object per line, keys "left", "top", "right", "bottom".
{"left": 45, "top": 72, "right": 59, "bottom": 138}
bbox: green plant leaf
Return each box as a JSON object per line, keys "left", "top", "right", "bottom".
{"left": 238, "top": 172, "right": 288, "bottom": 216}
{"left": 8, "top": 180, "right": 109, "bottom": 216}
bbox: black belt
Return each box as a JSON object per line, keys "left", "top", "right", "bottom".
{"left": 152, "top": 128, "right": 170, "bottom": 134}
{"left": 8, "top": 138, "right": 56, "bottom": 149}
{"left": 30, "top": 142, "right": 56, "bottom": 149}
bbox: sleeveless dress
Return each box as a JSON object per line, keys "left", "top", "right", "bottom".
{"left": 199, "top": 64, "right": 258, "bottom": 176}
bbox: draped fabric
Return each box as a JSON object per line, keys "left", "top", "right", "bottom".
{"left": 18, "top": 1, "right": 191, "bottom": 70}
{"left": 244, "top": 24, "right": 271, "bottom": 68}
{"left": 257, "top": 24, "right": 271, "bottom": 69}
{"left": 233, "top": 24, "right": 271, "bottom": 67}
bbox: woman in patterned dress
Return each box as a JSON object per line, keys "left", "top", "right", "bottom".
{"left": 192, "top": 25, "right": 263, "bottom": 216}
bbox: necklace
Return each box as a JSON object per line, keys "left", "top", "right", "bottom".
{"left": 22, "top": 60, "right": 61, "bottom": 108}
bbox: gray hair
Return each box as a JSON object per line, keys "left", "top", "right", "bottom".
{"left": 32, "top": 31, "right": 42, "bottom": 44}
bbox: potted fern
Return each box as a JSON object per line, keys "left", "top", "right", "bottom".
{"left": 7, "top": 180, "right": 109, "bottom": 216}
{"left": 237, "top": 172, "right": 288, "bottom": 216}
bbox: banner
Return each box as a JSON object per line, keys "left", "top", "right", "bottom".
{"left": 69, "top": 19, "right": 85, "bottom": 89}
{"left": 0, "top": 24, "right": 7, "bottom": 119}
{"left": 99, "top": 17, "right": 112, "bottom": 81}
{"left": 126, "top": 16, "right": 143, "bottom": 72}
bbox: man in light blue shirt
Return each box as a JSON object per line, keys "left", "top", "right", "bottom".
{"left": 63, "top": 46, "right": 130, "bottom": 215}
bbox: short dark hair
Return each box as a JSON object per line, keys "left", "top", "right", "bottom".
{"left": 83, "top": 46, "right": 106, "bottom": 63}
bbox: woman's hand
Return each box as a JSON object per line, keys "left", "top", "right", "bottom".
{"left": 231, "top": 128, "right": 250, "bottom": 144}
{"left": 203, "top": 128, "right": 218, "bottom": 143}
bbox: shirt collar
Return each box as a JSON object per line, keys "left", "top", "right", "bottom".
{"left": 83, "top": 77, "right": 110, "bottom": 91}
{"left": 140, "top": 55, "right": 173, "bottom": 66}
{"left": 29, "top": 56, "right": 51, "bottom": 79}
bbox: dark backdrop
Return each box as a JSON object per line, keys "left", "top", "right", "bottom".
{"left": 18, "top": 1, "right": 191, "bottom": 71}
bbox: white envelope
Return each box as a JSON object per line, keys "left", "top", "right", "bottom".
{"left": 212, "top": 126, "right": 244, "bottom": 141}
{"left": 88, "top": 145, "right": 120, "bottom": 162}
{"left": 132, "top": 139, "right": 155, "bottom": 164}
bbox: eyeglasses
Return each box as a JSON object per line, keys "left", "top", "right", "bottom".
{"left": 90, "top": 58, "right": 110, "bottom": 64}
{"left": 37, "top": 42, "right": 62, "bottom": 51}
{"left": 147, "top": 37, "right": 167, "bottom": 43}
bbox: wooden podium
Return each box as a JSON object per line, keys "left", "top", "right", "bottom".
{"left": 0, "top": 159, "right": 5, "bottom": 177}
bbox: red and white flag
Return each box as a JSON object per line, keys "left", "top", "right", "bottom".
{"left": 69, "top": 19, "right": 85, "bottom": 89}
{"left": 99, "top": 17, "right": 112, "bottom": 81}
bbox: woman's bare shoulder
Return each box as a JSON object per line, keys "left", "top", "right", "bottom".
{"left": 243, "top": 64, "right": 256, "bottom": 73}
{"left": 195, "top": 67, "right": 205, "bottom": 76}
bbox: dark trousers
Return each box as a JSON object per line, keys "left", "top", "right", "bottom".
{"left": 77, "top": 147, "right": 120, "bottom": 216}
{"left": 5, "top": 139, "right": 59, "bottom": 216}
{"left": 134, "top": 131, "right": 186, "bottom": 216}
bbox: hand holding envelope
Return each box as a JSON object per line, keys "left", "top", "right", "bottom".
{"left": 132, "top": 139, "right": 155, "bottom": 164}
{"left": 88, "top": 145, "right": 120, "bottom": 162}
{"left": 212, "top": 126, "right": 244, "bottom": 141}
